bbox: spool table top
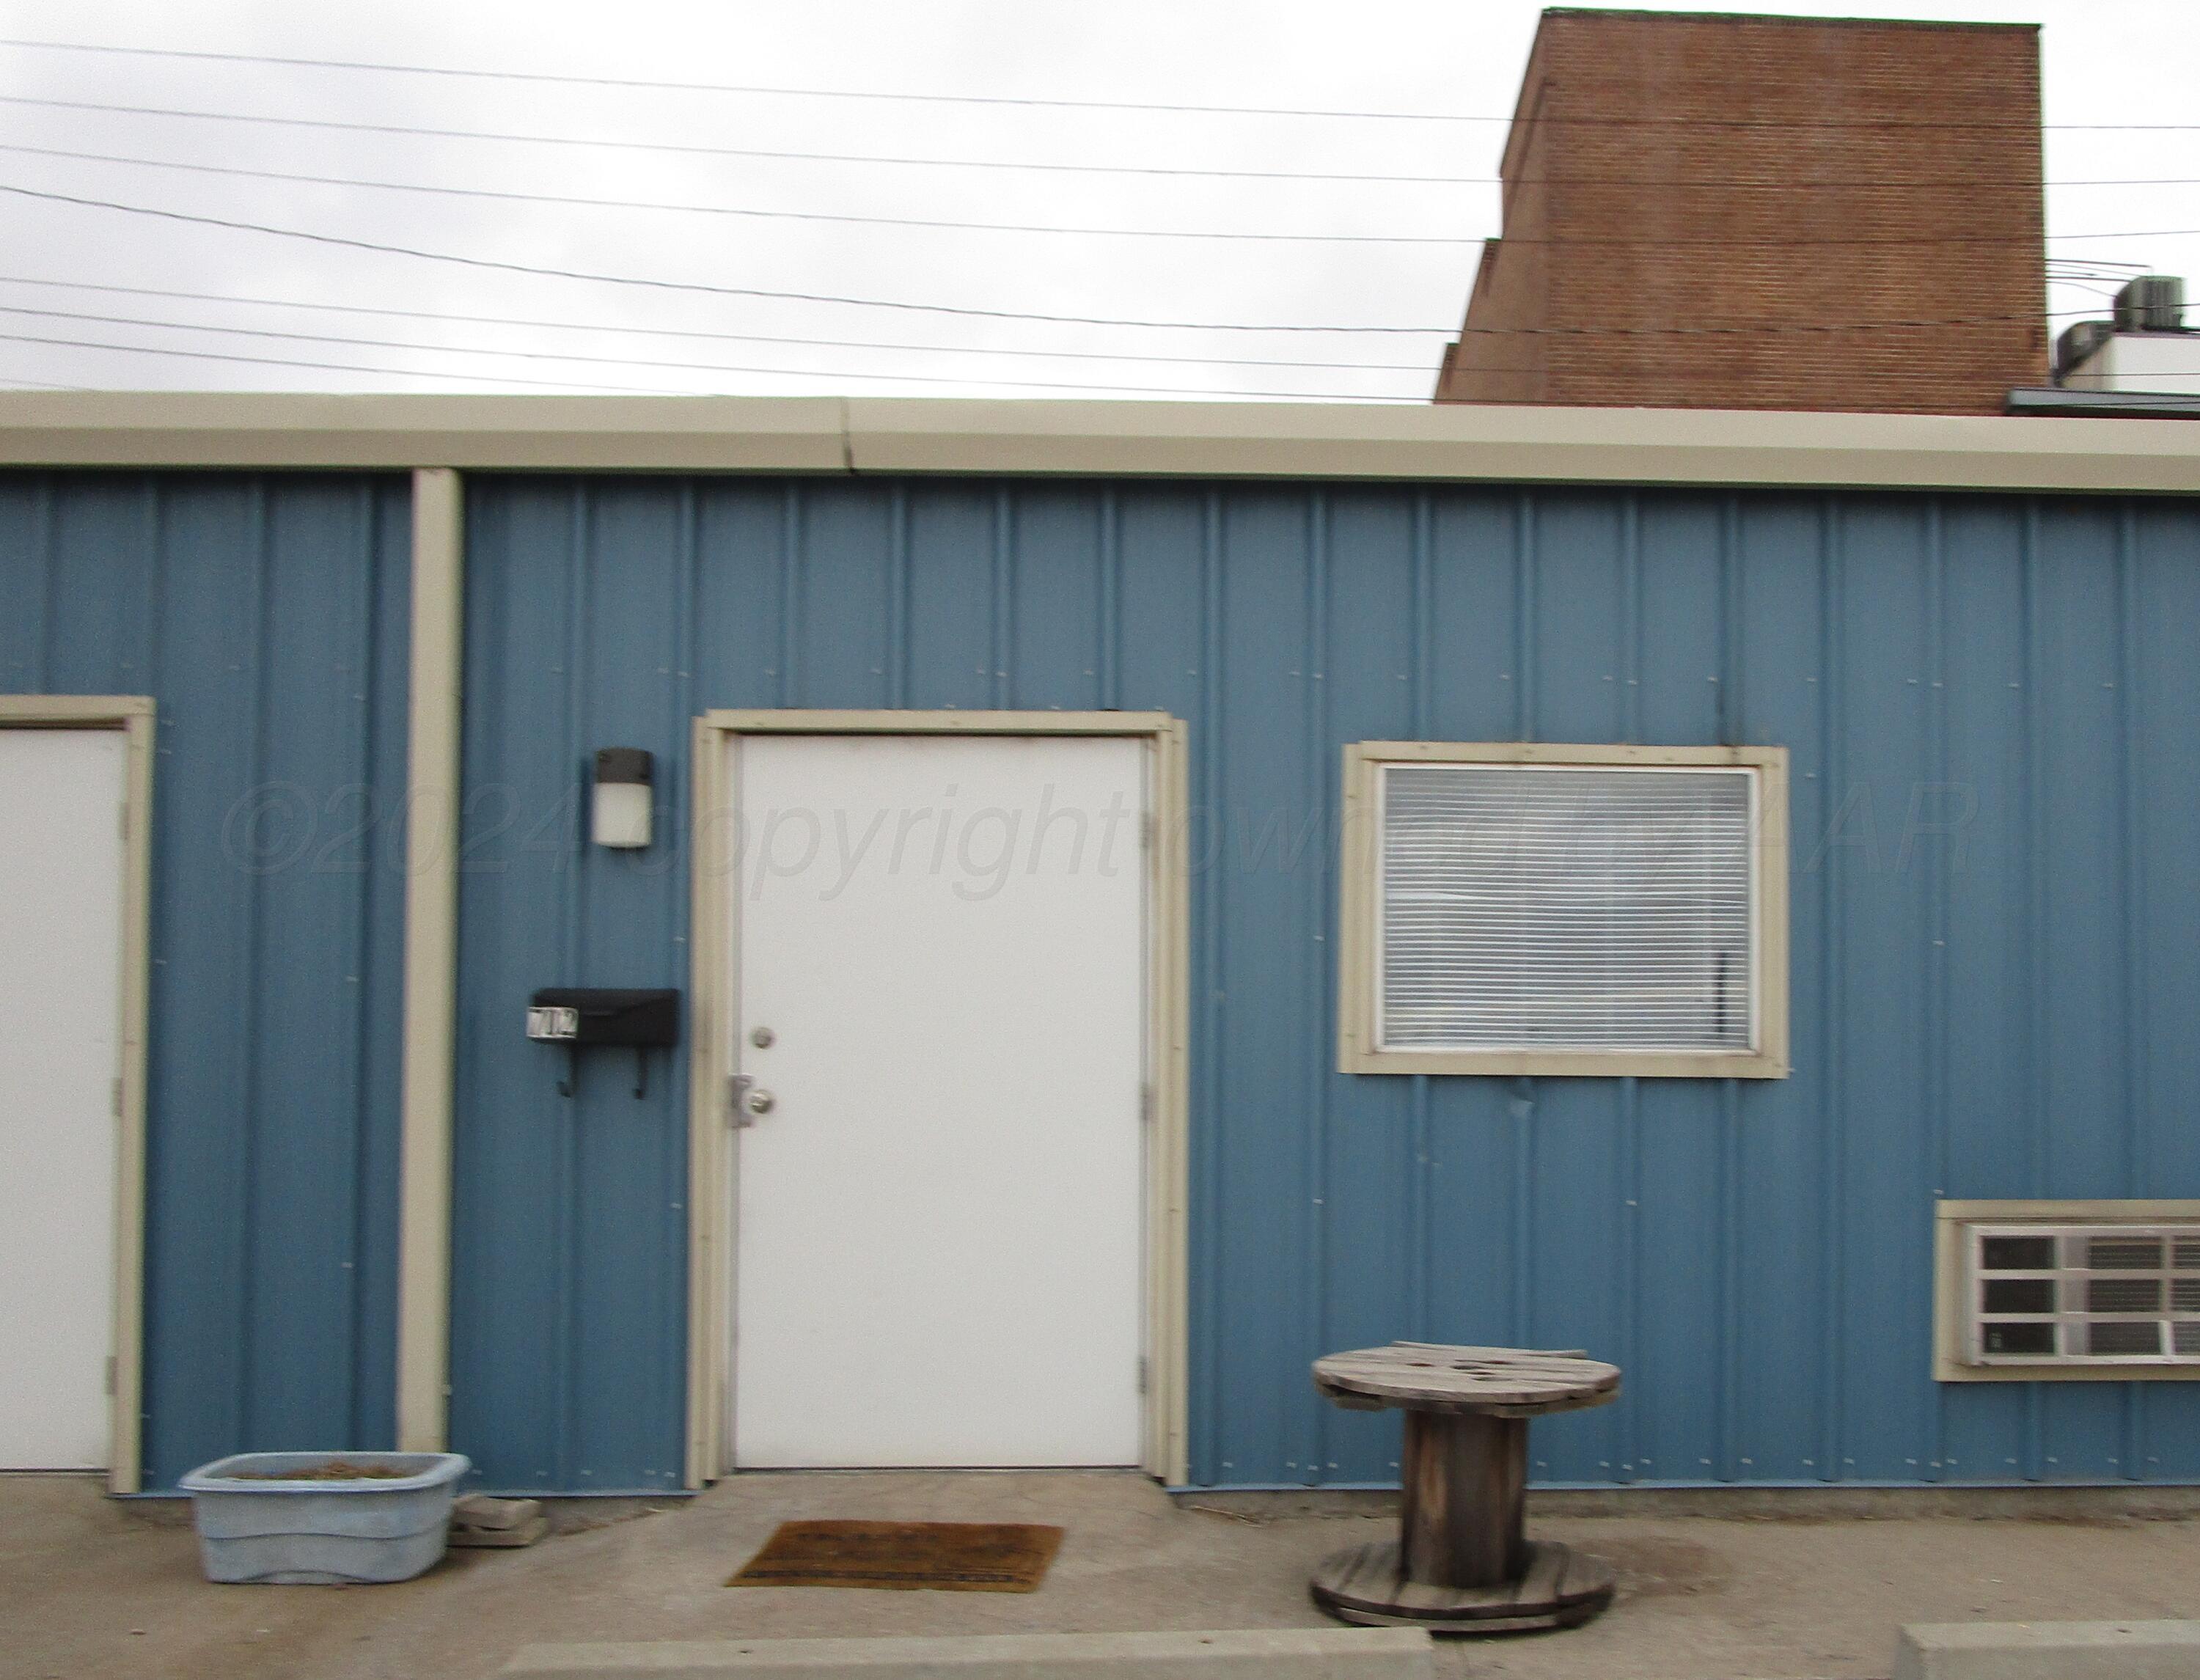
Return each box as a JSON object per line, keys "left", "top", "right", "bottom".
{"left": 1313, "top": 1342, "right": 1621, "bottom": 1419}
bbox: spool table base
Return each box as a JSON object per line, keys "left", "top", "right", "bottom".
{"left": 1309, "top": 1538, "right": 1615, "bottom": 1635}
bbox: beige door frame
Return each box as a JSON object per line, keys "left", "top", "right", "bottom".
{"left": 684, "top": 709, "right": 1190, "bottom": 1487}
{"left": 0, "top": 694, "right": 156, "bottom": 1492}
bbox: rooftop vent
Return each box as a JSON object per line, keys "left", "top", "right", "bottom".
{"left": 2114, "top": 275, "right": 2187, "bottom": 334}
{"left": 2055, "top": 319, "right": 2116, "bottom": 381}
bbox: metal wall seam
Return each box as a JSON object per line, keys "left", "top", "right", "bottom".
{"left": 887, "top": 486, "right": 910, "bottom": 709}
{"left": 777, "top": 488, "right": 799, "bottom": 708}
{"left": 1301, "top": 489, "right": 1330, "bottom": 1486}
{"left": 1407, "top": 492, "right": 1434, "bottom": 1354}
{"left": 552, "top": 485, "right": 589, "bottom": 1488}
{"left": 1099, "top": 488, "right": 1122, "bottom": 712}
{"left": 991, "top": 488, "right": 1013, "bottom": 709}
{"left": 1617, "top": 492, "right": 1646, "bottom": 1483}
{"left": 1193, "top": 488, "right": 1225, "bottom": 1483}
{"left": 1818, "top": 496, "right": 1847, "bottom": 1483}
{"left": 2117, "top": 505, "right": 2149, "bottom": 1481}
{"left": 345, "top": 480, "right": 381, "bottom": 1448}
{"left": 2019, "top": 504, "right": 2047, "bottom": 1483}
{"left": 1510, "top": 495, "right": 1537, "bottom": 1354}
{"left": 1924, "top": 498, "right": 1951, "bottom": 1483}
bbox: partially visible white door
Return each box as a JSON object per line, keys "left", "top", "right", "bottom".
{"left": 0, "top": 729, "right": 126, "bottom": 1469}
{"left": 730, "top": 733, "right": 1147, "bottom": 1468}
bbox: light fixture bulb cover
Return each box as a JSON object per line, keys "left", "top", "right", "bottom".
{"left": 593, "top": 747, "right": 653, "bottom": 848}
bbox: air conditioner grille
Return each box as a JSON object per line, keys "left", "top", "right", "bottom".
{"left": 2088, "top": 1277, "right": 2162, "bottom": 1313}
{"left": 2089, "top": 1236, "right": 2161, "bottom": 1269}
{"left": 1965, "top": 1222, "right": 2200, "bottom": 1368}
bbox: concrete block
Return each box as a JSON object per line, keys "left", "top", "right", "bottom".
{"left": 1896, "top": 1620, "right": 2200, "bottom": 1680}
{"left": 504, "top": 1628, "right": 1434, "bottom": 1680}
{"left": 452, "top": 1495, "right": 548, "bottom": 1549}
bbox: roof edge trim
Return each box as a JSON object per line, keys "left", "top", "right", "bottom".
{"left": 0, "top": 393, "right": 2193, "bottom": 494}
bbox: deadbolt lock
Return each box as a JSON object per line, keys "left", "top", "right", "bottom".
{"left": 750, "top": 1026, "right": 775, "bottom": 1048}
{"left": 745, "top": 1088, "right": 776, "bottom": 1115}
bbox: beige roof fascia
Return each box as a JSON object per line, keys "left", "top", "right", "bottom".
{"left": 0, "top": 392, "right": 851, "bottom": 473}
{"left": 0, "top": 392, "right": 2196, "bottom": 493}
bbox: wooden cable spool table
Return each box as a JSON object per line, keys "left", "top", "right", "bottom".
{"left": 1309, "top": 1343, "right": 1621, "bottom": 1635}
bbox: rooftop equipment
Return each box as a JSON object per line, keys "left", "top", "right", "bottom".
{"left": 2114, "top": 274, "right": 2187, "bottom": 334}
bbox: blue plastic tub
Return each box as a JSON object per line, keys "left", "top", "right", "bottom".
{"left": 177, "top": 1451, "right": 471, "bottom": 1584}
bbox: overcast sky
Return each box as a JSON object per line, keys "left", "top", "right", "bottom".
{"left": 0, "top": 0, "right": 2190, "bottom": 401}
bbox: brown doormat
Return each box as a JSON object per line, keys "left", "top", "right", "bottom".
{"left": 727, "top": 1520, "right": 1064, "bottom": 1593}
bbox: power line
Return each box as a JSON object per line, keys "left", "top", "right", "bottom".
{"left": 4, "top": 36, "right": 2196, "bottom": 130}
{"left": 0, "top": 92, "right": 2185, "bottom": 191}
{"left": 4, "top": 175, "right": 2182, "bottom": 276}
{"left": 0, "top": 327, "right": 679, "bottom": 392}
{"left": 0, "top": 307, "right": 2094, "bottom": 396}
{"left": 0, "top": 142, "right": 1481, "bottom": 245}
{"left": 0, "top": 91, "right": 1486, "bottom": 183}
{"left": 0, "top": 276, "right": 1452, "bottom": 373}
{"left": 0, "top": 305, "right": 1431, "bottom": 400}
{"left": 0, "top": 180, "right": 1448, "bottom": 332}
{"left": 0, "top": 183, "right": 2164, "bottom": 342}
{"left": 0, "top": 274, "right": 2122, "bottom": 374}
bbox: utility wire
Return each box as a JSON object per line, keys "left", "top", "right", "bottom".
{"left": 0, "top": 92, "right": 2180, "bottom": 190}
{"left": 0, "top": 328, "right": 680, "bottom": 392}
{"left": 2, "top": 175, "right": 2179, "bottom": 271}
{"left": 2, "top": 36, "right": 2193, "bottom": 130}
{"left": 0, "top": 180, "right": 2161, "bottom": 340}
{"left": 0, "top": 274, "right": 2124, "bottom": 375}
{"left": 0, "top": 143, "right": 1481, "bottom": 244}
{"left": 3, "top": 297, "right": 2080, "bottom": 393}
{"left": 0, "top": 305, "right": 1430, "bottom": 400}
{"left": 0, "top": 178, "right": 1445, "bottom": 333}
{"left": 0, "top": 276, "right": 1451, "bottom": 373}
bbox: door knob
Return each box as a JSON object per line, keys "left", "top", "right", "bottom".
{"left": 745, "top": 1088, "right": 776, "bottom": 1115}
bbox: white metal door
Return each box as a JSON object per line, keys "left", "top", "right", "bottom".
{"left": 730, "top": 733, "right": 1146, "bottom": 1468}
{"left": 0, "top": 729, "right": 127, "bottom": 1468}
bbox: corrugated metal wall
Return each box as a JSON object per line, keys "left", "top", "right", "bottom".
{"left": 0, "top": 472, "right": 411, "bottom": 1488}
{"left": 455, "top": 475, "right": 2200, "bottom": 1493}
{"left": 14, "top": 468, "right": 2200, "bottom": 1495}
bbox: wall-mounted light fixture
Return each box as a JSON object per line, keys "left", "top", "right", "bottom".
{"left": 593, "top": 747, "right": 653, "bottom": 849}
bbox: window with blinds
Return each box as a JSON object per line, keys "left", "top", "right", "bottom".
{"left": 1376, "top": 763, "right": 1759, "bottom": 1056}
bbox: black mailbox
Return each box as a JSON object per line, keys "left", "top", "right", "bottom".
{"left": 527, "top": 987, "right": 680, "bottom": 1098}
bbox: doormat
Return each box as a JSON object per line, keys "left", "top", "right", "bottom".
{"left": 727, "top": 1520, "right": 1065, "bottom": 1593}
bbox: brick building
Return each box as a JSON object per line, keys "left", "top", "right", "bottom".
{"left": 1434, "top": 10, "right": 2048, "bottom": 414}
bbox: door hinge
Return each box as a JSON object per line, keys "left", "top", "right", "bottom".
{"left": 111, "top": 1077, "right": 122, "bottom": 1119}
{"left": 1139, "top": 1084, "right": 1154, "bottom": 1126}
{"left": 1141, "top": 813, "right": 1156, "bottom": 851}
{"left": 119, "top": 802, "right": 128, "bottom": 843}
{"left": 728, "top": 1073, "right": 755, "bottom": 1127}
{"left": 105, "top": 1356, "right": 117, "bottom": 1396}
{"left": 1137, "top": 1356, "right": 1149, "bottom": 1395}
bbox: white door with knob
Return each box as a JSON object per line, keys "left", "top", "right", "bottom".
{"left": 0, "top": 728, "right": 127, "bottom": 1469}
{"left": 727, "top": 731, "right": 1147, "bottom": 1468}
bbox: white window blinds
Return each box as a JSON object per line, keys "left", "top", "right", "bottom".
{"left": 1377, "top": 764, "right": 1756, "bottom": 1053}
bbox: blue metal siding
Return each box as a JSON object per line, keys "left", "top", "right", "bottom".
{"left": 450, "top": 475, "right": 2200, "bottom": 1494}
{"left": 0, "top": 472, "right": 411, "bottom": 1486}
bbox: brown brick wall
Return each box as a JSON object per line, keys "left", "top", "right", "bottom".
{"left": 1434, "top": 10, "right": 2047, "bottom": 414}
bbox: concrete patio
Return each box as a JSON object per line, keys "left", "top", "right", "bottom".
{"left": 10, "top": 1470, "right": 2200, "bottom": 1680}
